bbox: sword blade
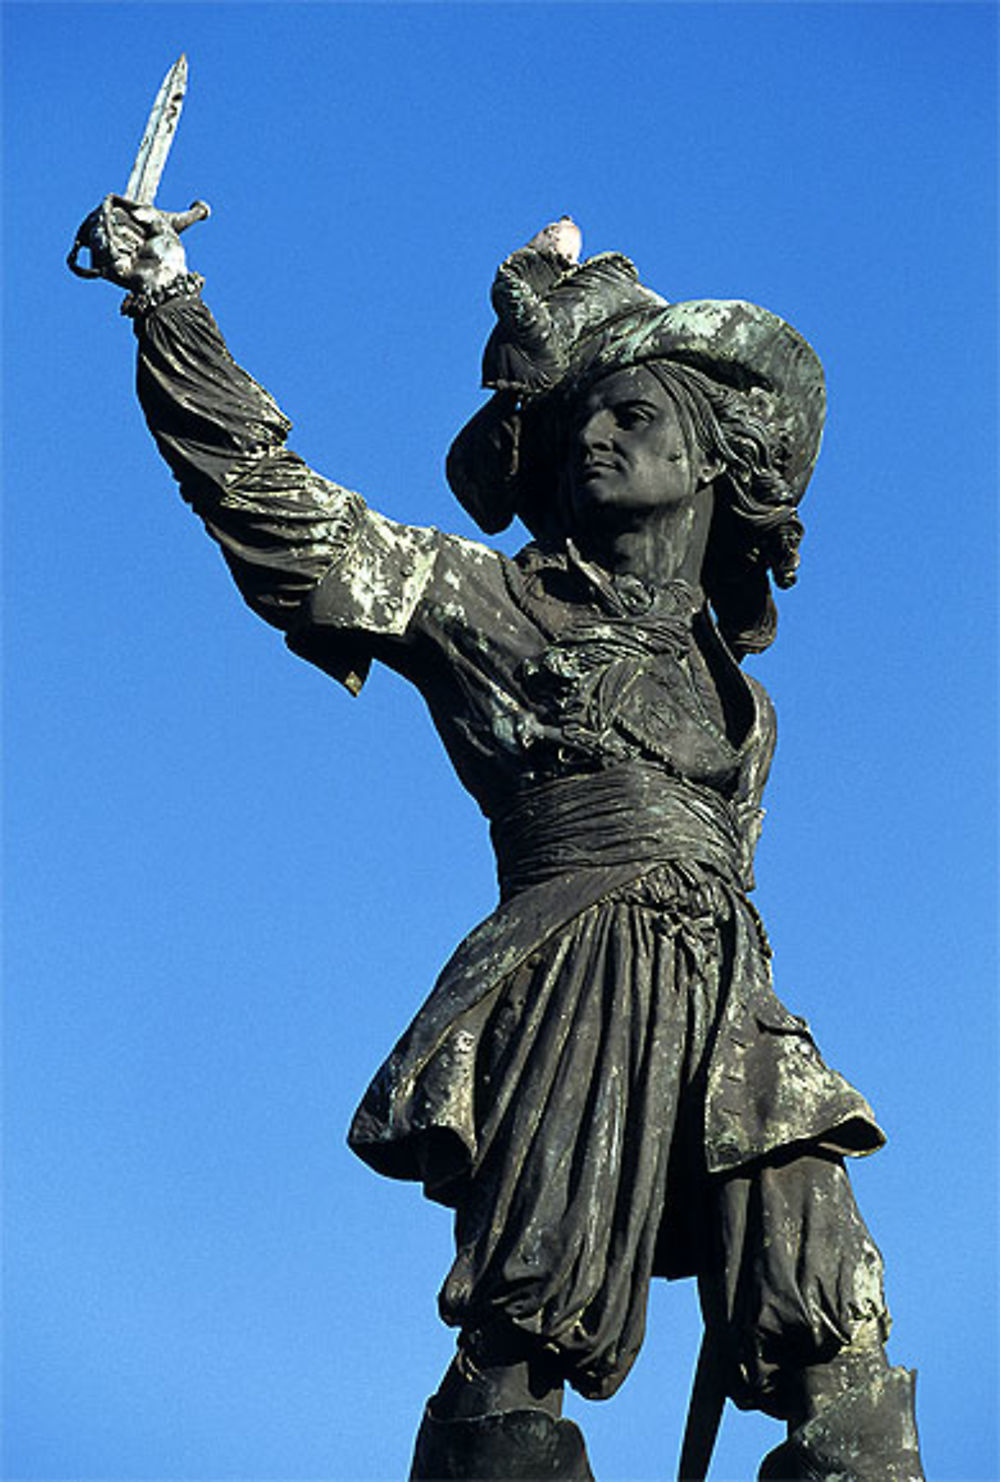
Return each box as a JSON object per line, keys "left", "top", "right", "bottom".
{"left": 125, "top": 54, "right": 188, "bottom": 204}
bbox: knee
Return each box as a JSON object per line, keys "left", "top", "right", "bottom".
{"left": 430, "top": 1328, "right": 564, "bottom": 1422}
{"left": 793, "top": 1321, "right": 891, "bottom": 1424}
{"left": 750, "top": 1320, "right": 891, "bottom": 1425}
{"left": 717, "top": 1313, "right": 892, "bottom": 1423}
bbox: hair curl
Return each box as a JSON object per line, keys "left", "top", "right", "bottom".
{"left": 639, "top": 360, "right": 803, "bottom": 657}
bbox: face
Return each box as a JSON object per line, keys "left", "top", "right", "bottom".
{"left": 564, "top": 365, "right": 716, "bottom": 527}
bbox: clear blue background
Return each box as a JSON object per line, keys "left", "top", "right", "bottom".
{"left": 4, "top": 4, "right": 997, "bottom": 1479}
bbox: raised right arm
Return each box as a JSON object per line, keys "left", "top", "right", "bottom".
{"left": 134, "top": 288, "right": 362, "bottom": 633}
{"left": 77, "top": 199, "right": 443, "bottom": 694}
{"left": 137, "top": 286, "right": 447, "bottom": 694}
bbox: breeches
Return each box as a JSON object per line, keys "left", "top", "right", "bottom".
{"left": 696, "top": 1148, "right": 889, "bottom": 1419}
{"left": 451, "top": 1147, "right": 888, "bottom": 1421}
{"left": 436, "top": 871, "right": 888, "bottom": 1413}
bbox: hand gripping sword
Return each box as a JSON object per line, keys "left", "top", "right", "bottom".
{"left": 68, "top": 54, "right": 210, "bottom": 279}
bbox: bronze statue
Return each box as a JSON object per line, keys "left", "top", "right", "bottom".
{"left": 70, "top": 75, "right": 925, "bottom": 1481}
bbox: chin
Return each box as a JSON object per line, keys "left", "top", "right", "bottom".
{"left": 570, "top": 478, "right": 621, "bottom": 515}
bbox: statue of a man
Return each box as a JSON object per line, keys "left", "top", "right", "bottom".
{"left": 74, "top": 197, "right": 925, "bottom": 1481}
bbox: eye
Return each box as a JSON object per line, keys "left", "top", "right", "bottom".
{"left": 615, "top": 402, "right": 653, "bottom": 429}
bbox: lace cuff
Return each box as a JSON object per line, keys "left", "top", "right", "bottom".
{"left": 121, "top": 271, "right": 205, "bottom": 319}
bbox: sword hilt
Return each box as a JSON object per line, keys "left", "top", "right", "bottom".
{"left": 164, "top": 199, "right": 211, "bottom": 234}
{"left": 67, "top": 206, "right": 106, "bottom": 278}
{"left": 67, "top": 196, "right": 211, "bottom": 281}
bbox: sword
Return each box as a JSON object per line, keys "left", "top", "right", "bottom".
{"left": 126, "top": 53, "right": 190, "bottom": 204}
{"left": 68, "top": 54, "right": 209, "bottom": 279}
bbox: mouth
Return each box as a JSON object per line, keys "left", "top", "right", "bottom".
{"left": 578, "top": 460, "right": 620, "bottom": 482}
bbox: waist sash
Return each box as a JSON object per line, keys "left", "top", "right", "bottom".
{"left": 491, "top": 763, "right": 745, "bottom": 899}
{"left": 352, "top": 759, "right": 883, "bottom": 1191}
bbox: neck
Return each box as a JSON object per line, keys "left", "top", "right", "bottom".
{"left": 575, "top": 489, "right": 714, "bottom": 590}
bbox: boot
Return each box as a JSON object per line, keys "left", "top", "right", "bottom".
{"left": 758, "top": 1365, "right": 924, "bottom": 1481}
{"left": 409, "top": 1405, "right": 595, "bottom": 1481}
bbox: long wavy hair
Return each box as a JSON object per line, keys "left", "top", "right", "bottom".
{"left": 639, "top": 359, "right": 803, "bottom": 658}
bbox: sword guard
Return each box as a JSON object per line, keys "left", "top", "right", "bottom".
{"left": 67, "top": 196, "right": 211, "bottom": 282}
{"left": 165, "top": 200, "right": 211, "bottom": 234}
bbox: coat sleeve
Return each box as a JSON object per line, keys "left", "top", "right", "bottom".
{"left": 133, "top": 291, "right": 442, "bottom": 694}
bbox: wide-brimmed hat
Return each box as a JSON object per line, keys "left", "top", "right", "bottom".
{"left": 447, "top": 225, "right": 825, "bottom": 537}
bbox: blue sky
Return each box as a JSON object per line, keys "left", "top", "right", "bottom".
{"left": 4, "top": 3, "right": 997, "bottom": 1479}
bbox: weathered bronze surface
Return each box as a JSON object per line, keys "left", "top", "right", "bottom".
{"left": 67, "top": 56, "right": 209, "bottom": 286}
{"left": 71, "top": 160, "right": 925, "bottom": 1481}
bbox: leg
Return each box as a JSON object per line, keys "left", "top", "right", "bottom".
{"left": 757, "top": 1330, "right": 922, "bottom": 1482}
{"left": 410, "top": 1325, "right": 594, "bottom": 1481}
{"left": 432, "top": 1323, "right": 565, "bottom": 1420}
{"left": 699, "top": 1149, "right": 925, "bottom": 1481}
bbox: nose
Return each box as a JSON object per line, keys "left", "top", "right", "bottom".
{"left": 578, "top": 408, "right": 614, "bottom": 455}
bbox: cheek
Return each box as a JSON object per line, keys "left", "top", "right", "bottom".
{"left": 659, "top": 453, "right": 701, "bottom": 503}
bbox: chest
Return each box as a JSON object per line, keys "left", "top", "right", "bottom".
{"left": 418, "top": 554, "right": 755, "bottom": 805}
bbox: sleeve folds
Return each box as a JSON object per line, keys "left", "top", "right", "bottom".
{"left": 135, "top": 295, "right": 439, "bottom": 692}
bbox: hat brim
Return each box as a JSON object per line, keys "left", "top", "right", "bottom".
{"left": 449, "top": 250, "right": 825, "bottom": 533}
{"left": 566, "top": 299, "right": 825, "bottom": 501}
